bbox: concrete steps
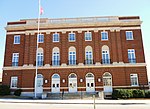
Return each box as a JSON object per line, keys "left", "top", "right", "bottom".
{"left": 46, "top": 92, "right": 103, "bottom": 100}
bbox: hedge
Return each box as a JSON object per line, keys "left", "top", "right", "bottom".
{"left": 112, "top": 89, "right": 149, "bottom": 99}
{"left": 0, "top": 85, "right": 10, "bottom": 96}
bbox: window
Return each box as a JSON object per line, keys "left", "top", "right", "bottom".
{"left": 102, "top": 45, "right": 110, "bottom": 64}
{"left": 37, "top": 52, "right": 43, "bottom": 66}
{"left": 126, "top": 31, "right": 133, "bottom": 40}
{"left": 53, "top": 33, "right": 59, "bottom": 42}
{"left": 10, "top": 77, "right": 18, "bottom": 88}
{"left": 85, "top": 51, "right": 93, "bottom": 64}
{"left": 52, "top": 52, "right": 60, "bottom": 66}
{"left": 69, "top": 52, "right": 76, "bottom": 65}
{"left": 52, "top": 47, "right": 60, "bottom": 66}
{"left": 14, "top": 35, "right": 20, "bottom": 44}
{"left": 102, "top": 50, "right": 110, "bottom": 64}
{"left": 12, "top": 53, "right": 19, "bottom": 66}
{"left": 130, "top": 74, "right": 138, "bottom": 86}
{"left": 85, "top": 46, "right": 93, "bottom": 65}
{"left": 101, "top": 32, "right": 108, "bottom": 40}
{"left": 68, "top": 47, "right": 76, "bottom": 65}
{"left": 128, "top": 49, "right": 136, "bottom": 63}
{"left": 85, "top": 32, "right": 92, "bottom": 41}
{"left": 68, "top": 33, "right": 75, "bottom": 42}
{"left": 38, "top": 34, "right": 44, "bottom": 43}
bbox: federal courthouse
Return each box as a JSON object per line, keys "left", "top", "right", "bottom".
{"left": 2, "top": 16, "right": 148, "bottom": 97}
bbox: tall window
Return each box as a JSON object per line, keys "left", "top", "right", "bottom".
{"left": 126, "top": 31, "right": 133, "bottom": 40}
{"left": 102, "top": 45, "right": 110, "bottom": 64}
{"left": 37, "top": 52, "right": 43, "bottom": 66}
{"left": 38, "top": 34, "right": 44, "bottom": 43}
{"left": 85, "top": 46, "right": 93, "bottom": 65}
{"left": 52, "top": 47, "right": 60, "bottom": 66}
{"left": 10, "top": 77, "right": 18, "bottom": 88}
{"left": 68, "top": 33, "right": 75, "bottom": 42}
{"left": 130, "top": 74, "right": 138, "bottom": 86}
{"left": 128, "top": 49, "right": 136, "bottom": 63}
{"left": 14, "top": 35, "right": 20, "bottom": 44}
{"left": 85, "top": 32, "right": 92, "bottom": 41}
{"left": 68, "top": 47, "right": 76, "bottom": 65}
{"left": 12, "top": 53, "right": 19, "bottom": 66}
{"left": 101, "top": 31, "right": 108, "bottom": 40}
{"left": 53, "top": 33, "right": 59, "bottom": 42}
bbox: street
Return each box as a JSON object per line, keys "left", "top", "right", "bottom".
{"left": 0, "top": 101, "right": 150, "bottom": 109}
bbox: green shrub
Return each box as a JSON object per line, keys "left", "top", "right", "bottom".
{"left": 132, "top": 89, "right": 145, "bottom": 98}
{"left": 112, "top": 89, "right": 120, "bottom": 99}
{"left": 145, "top": 91, "right": 150, "bottom": 98}
{"left": 14, "top": 89, "right": 22, "bottom": 96}
{"left": 112, "top": 89, "right": 146, "bottom": 99}
{"left": 126, "top": 90, "right": 133, "bottom": 98}
{"left": 0, "top": 85, "right": 10, "bottom": 96}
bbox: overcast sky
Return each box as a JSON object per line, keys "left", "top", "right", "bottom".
{"left": 0, "top": 0, "right": 150, "bottom": 80}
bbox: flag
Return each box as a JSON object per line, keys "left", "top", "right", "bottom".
{"left": 40, "top": 6, "right": 44, "bottom": 15}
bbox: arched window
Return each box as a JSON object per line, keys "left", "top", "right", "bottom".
{"left": 52, "top": 47, "right": 60, "bottom": 66}
{"left": 68, "top": 46, "right": 76, "bottom": 65}
{"left": 85, "top": 46, "right": 93, "bottom": 65}
{"left": 52, "top": 74, "right": 60, "bottom": 79}
{"left": 102, "top": 45, "right": 110, "bottom": 64}
{"left": 86, "top": 73, "right": 94, "bottom": 78}
{"left": 69, "top": 73, "right": 77, "bottom": 78}
{"left": 37, "top": 48, "right": 44, "bottom": 66}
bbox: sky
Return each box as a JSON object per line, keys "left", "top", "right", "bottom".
{"left": 0, "top": 0, "right": 150, "bottom": 80}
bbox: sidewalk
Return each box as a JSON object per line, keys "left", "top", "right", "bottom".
{"left": 0, "top": 99, "right": 150, "bottom": 105}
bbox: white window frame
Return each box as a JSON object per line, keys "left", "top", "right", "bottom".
{"left": 38, "top": 34, "right": 44, "bottom": 43}
{"left": 14, "top": 35, "right": 20, "bottom": 44}
{"left": 53, "top": 33, "right": 59, "bottom": 42}
{"left": 12, "top": 53, "right": 19, "bottom": 66}
{"left": 10, "top": 76, "right": 18, "bottom": 88}
{"left": 128, "top": 49, "right": 136, "bottom": 63}
{"left": 130, "top": 74, "right": 138, "bottom": 86}
{"left": 52, "top": 52, "right": 60, "bottom": 66}
{"left": 37, "top": 52, "right": 44, "bottom": 66}
{"left": 126, "top": 31, "right": 133, "bottom": 40}
{"left": 85, "top": 32, "right": 92, "bottom": 41}
{"left": 101, "top": 31, "right": 108, "bottom": 40}
{"left": 102, "top": 50, "right": 110, "bottom": 64}
{"left": 69, "top": 51, "right": 76, "bottom": 65}
{"left": 85, "top": 51, "right": 93, "bottom": 64}
{"left": 68, "top": 33, "right": 76, "bottom": 42}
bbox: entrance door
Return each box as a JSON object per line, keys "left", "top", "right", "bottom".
{"left": 51, "top": 74, "right": 60, "bottom": 93}
{"left": 37, "top": 74, "right": 43, "bottom": 94}
{"left": 69, "top": 73, "right": 77, "bottom": 93}
{"left": 103, "top": 72, "right": 112, "bottom": 93}
{"left": 86, "top": 73, "right": 95, "bottom": 92}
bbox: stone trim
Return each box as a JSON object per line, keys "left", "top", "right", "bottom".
{"left": 3, "top": 63, "right": 147, "bottom": 70}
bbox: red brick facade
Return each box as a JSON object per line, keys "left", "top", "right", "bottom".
{"left": 2, "top": 16, "right": 148, "bottom": 95}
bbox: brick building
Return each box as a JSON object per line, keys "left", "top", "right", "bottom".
{"left": 2, "top": 16, "right": 148, "bottom": 97}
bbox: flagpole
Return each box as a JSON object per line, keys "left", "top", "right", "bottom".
{"left": 34, "top": 0, "right": 41, "bottom": 98}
